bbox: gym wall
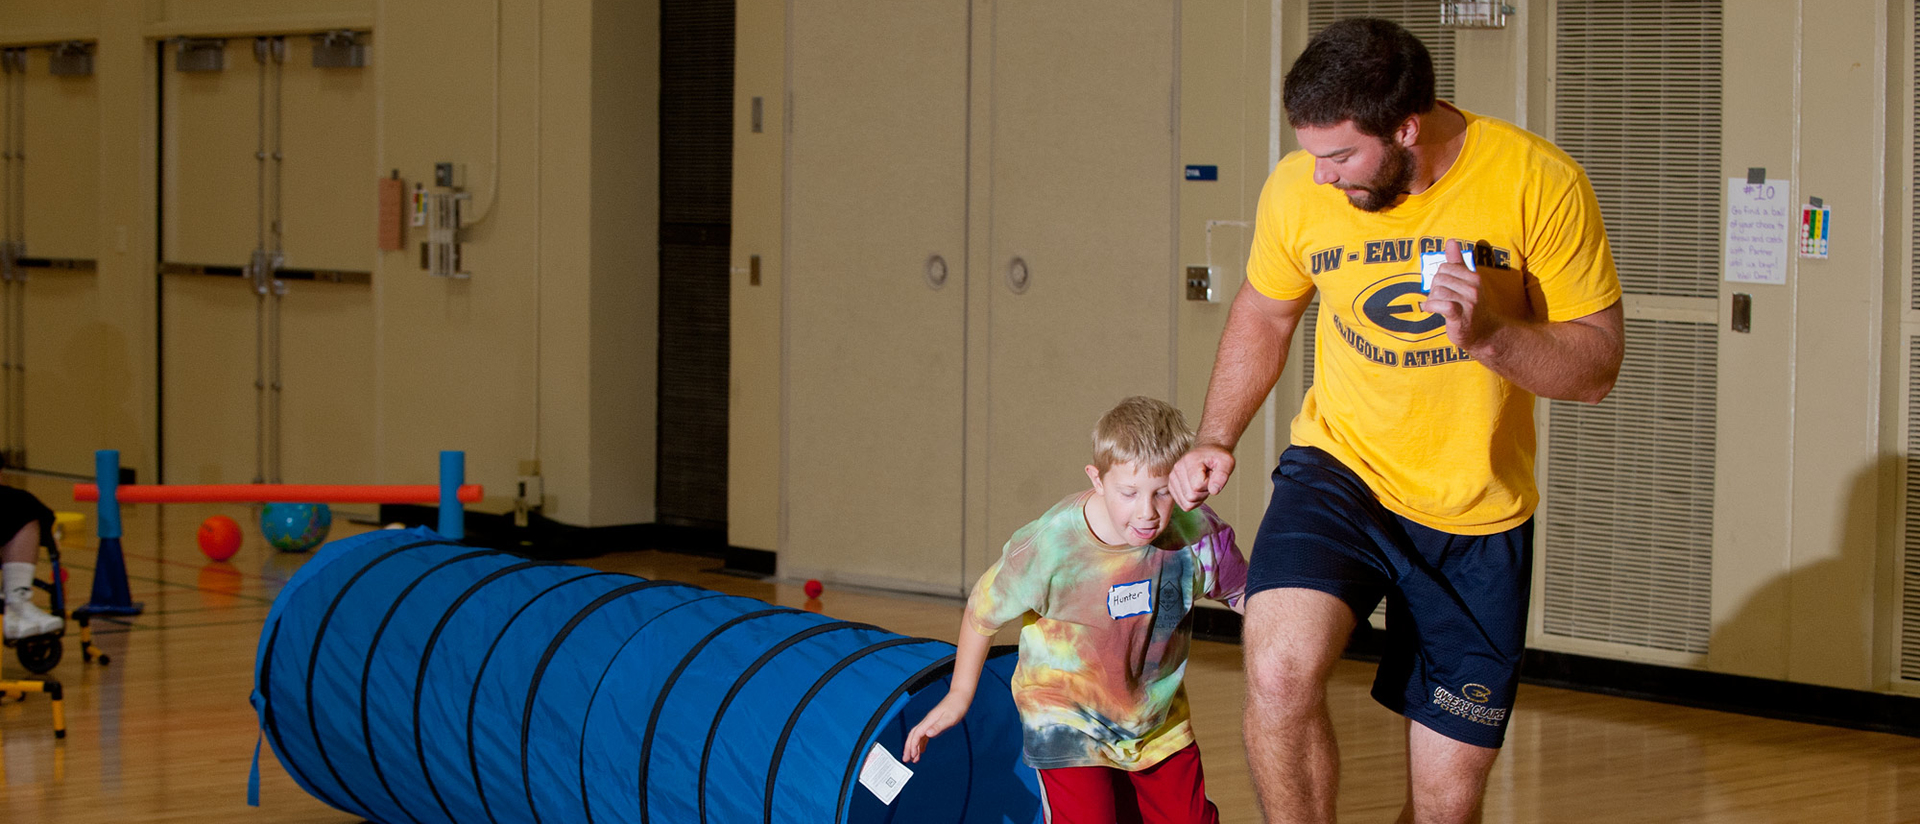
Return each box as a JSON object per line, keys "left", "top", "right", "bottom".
{"left": 13, "top": 0, "right": 1917, "bottom": 702}
{"left": 0, "top": 0, "right": 660, "bottom": 529}
{"left": 740, "top": 0, "right": 1920, "bottom": 704}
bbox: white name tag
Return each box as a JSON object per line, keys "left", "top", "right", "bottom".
{"left": 1108, "top": 579, "right": 1152, "bottom": 619}
{"left": 1418, "top": 247, "right": 1475, "bottom": 294}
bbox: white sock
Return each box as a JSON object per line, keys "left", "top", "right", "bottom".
{"left": 3, "top": 561, "right": 34, "bottom": 604}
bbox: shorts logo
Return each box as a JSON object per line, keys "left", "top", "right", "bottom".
{"left": 1354, "top": 275, "right": 1447, "bottom": 343}
{"left": 1461, "top": 683, "right": 1492, "bottom": 703}
{"left": 1432, "top": 686, "right": 1508, "bottom": 728}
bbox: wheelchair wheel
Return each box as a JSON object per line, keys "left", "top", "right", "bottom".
{"left": 16, "top": 634, "right": 62, "bottom": 674}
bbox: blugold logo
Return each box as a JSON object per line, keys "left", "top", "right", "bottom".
{"left": 1461, "top": 683, "right": 1492, "bottom": 703}
{"left": 1354, "top": 274, "right": 1447, "bottom": 343}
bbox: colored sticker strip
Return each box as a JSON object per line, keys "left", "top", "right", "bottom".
{"left": 1799, "top": 204, "right": 1830, "bottom": 260}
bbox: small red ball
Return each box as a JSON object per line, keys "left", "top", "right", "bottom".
{"left": 58, "top": 567, "right": 68, "bottom": 585}
{"left": 803, "top": 579, "right": 824, "bottom": 599}
{"left": 198, "top": 515, "right": 243, "bottom": 561}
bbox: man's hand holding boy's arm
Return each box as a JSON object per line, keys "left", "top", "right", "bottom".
{"left": 1173, "top": 285, "right": 1314, "bottom": 509}
{"left": 903, "top": 624, "right": 994, "bottom": 762}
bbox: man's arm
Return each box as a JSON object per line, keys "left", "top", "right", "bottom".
{"left": 1465, "top": 300, "right": 1622, "bottom": 403}
{"left": 1171, "top": 284, "right": 1315, "bottom": 509}
{"left": 1425, "top": 240, "right": 1624, "bottom": 404}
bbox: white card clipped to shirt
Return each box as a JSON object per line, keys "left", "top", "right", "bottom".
{"left": 1418, "top": 246, "right": 1474, "bottom": 294}
{"left": 860, "top": 743, "right": 914, "bottom": 805}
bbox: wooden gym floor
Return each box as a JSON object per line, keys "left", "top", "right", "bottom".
{"left": 0, "top": 472, "right": 1916, "bottom": 823}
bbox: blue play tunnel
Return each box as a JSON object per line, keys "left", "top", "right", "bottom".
{"left": 251, "top": 528, "right": 1042, "bottom": 824}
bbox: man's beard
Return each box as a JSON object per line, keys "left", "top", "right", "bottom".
{"left": 1341, "top": 141, "right": 1415, "bottom": 213}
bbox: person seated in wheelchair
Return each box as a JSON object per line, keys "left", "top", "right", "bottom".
{"left": 2, "top": 484, "right": 64, "bottom": 641}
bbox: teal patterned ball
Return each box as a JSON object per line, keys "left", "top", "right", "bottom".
{"left": 261, "top": 503, "right": 332, "bottom": 553}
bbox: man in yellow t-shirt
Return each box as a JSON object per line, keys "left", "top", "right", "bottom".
{"left": 1170, "top": 18, "right": 1624, "bottom": 824}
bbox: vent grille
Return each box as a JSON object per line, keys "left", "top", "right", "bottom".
{"left": 1913, "top": 8, "right": 1920, "bottom": 311}
{"left": 1304, "top": 1, "right": 1456, "bottom": 102}
{"left": 1554, "top": 0, "right": 1722, "bottom": 299}
{"left": 660, "top": 0, "right": 735, "bottom": 224}
{"left": 1300, "top": 297, "right": 1320, "bottom": 389}
{"left": 1903, "top": 338, "right": 1920, "bottom": 679}
{"left": 1542, "top": 319, "right": 1715, "bottom": 654}
{"left": 657, "top": 242, "right": 730, "bottom": 528}
{"left": 655, "top": 0, "right": 734, "bottom": 529}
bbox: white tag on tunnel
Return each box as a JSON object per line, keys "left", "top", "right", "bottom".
{"left": 860, "top": 742, "right": 914, "bottom": 805}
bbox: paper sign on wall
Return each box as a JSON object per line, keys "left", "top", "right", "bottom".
{"left": 1725, "top": 178, "right": 1791, "bottom": 285}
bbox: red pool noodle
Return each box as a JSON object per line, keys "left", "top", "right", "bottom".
{"left": 75, "top": 484, "right": 484, "bottom": 505}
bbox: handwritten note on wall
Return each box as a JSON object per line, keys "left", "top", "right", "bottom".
{"left": 1725, "top": 178, "right": 1790, "bottom": 285}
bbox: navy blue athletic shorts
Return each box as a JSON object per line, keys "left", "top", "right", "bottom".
{"left": 1246, "top": 445, "right": 1532, "bottom": 749}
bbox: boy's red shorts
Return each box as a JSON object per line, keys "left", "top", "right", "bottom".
{"left": 1036, "top": 743, "right": 1221, "bottom": 824}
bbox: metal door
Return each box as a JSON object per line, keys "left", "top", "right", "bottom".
{"left": 977, "top": 0, "right": 1179, "bottom": 569}
{"left": 159, "top": 34, "right": 374, "bottom": 491}
{"left": 1, "top": 43, "right": 108, "bottom": 476}
{"left": 785, "top": 0, "right": 971, "bottom": 592}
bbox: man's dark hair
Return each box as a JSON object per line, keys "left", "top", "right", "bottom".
{"left": 1283, "top": 18, "right": 1436, "bottom": 138}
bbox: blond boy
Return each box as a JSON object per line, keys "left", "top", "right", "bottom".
{"left": 905, "top": 396, "right": 1247, "bottom": 824}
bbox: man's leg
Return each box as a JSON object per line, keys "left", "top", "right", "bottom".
{"left": 1376, "top": 516, "right": 1531, "bottom": 824}
{"left": 3, "top": 519, "right": 61, "bottom": 639}
{"left": 1393, "top": 719, "right": 1499, "bottom": 824}
{"left": 1242, "top": 586, "right": 1357, "bottom": 824}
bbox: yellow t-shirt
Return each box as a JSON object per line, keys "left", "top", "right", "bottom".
{"left": 1246, "top": 105, "right": 1620, "bottom": 534}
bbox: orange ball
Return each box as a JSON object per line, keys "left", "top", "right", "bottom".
{"left": 198, "top": 515, "right": 243, "bottom": 561}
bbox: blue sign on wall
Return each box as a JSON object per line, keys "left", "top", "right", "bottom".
{"left": 1184, "top": 165, "right": 1218, "bottom": 181}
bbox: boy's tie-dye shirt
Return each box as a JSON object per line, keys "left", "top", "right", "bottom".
{"left": 965, "top": 490, "right": 1247, "bottom": 771}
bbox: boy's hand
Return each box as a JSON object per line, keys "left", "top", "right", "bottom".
{"left": 902, "top": 692, "right": 972, "bottom": 763}
{"left": 1171, "top": 444, "right": 1235, "bottom": 510}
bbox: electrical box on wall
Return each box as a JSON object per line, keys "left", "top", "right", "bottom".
{"left": 1186, "top": 266, "right": 1215, "bottom": 302}
{"left": 419, "top": 161, "right": 470, "bottom": 278}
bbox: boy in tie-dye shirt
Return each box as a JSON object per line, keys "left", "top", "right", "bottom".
{"left": 904, "top": 396, "right": 1248, "bottom": 824}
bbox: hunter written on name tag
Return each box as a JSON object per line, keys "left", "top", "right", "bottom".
{"left": 1108, "top": 580, "right": 1152, "bottom": 619}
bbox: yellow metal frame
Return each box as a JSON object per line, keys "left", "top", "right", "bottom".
{"left": 0, "top": 677, "right": 65, "bottom": 738}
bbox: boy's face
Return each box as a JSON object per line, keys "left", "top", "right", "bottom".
{"left": 1085, "top": 460, "right": 1176, "bottom": 547}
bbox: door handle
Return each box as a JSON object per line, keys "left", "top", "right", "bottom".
{"left": 925, "top": 254, "right": 948, "bottom": 289}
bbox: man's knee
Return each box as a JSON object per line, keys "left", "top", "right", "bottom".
{"left": 1242, "top": 588, "right": 1355, "bottom": 708}
{"left": 1244, "top": 654, "right": 1330, "bottom": 716}
{"left": 1404, "top": 720, "right": 1499, "bottom": 821}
